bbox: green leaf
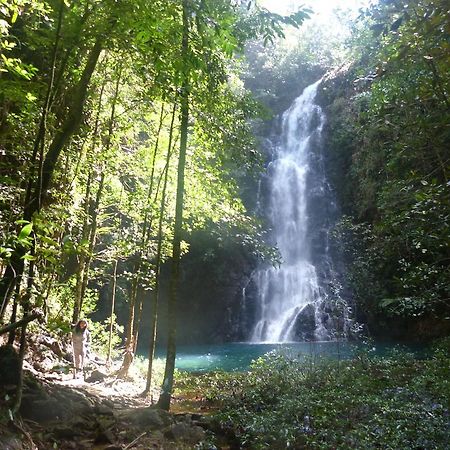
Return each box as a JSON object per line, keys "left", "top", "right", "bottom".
{"left": 18, "top": 223, "right": 33, "bottom": 240}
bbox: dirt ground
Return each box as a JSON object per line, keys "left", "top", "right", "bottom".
{"left": 0, "top": 333, "right": 228, "bottom": 450}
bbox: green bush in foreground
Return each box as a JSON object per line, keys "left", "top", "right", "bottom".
{"left": 201, "top": 343, "right": 449, "bottom": 449}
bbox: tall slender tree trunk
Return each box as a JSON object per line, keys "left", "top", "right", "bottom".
{"left": 73, "top": 169, "right": 93, "bottom": 323}
{"left": 144, "top": 103, "right": 177, "bottom": 394}
{"left": 42, "top": 272, "right": 56, "bottom": 321}
{"left": 131, "top": 104, "right": 166, "bottom": 354}
{"left": 76, "top": 171, "right": 105, "bottom": 320}
{"left": 25, "top": 0, "right": 64, "bottom": 213}
{"left": 142, "top": 104, "right": 166, "bottom": 248}
{"left": 12, "top": 248, "right": 35, "bottom": 414}
{"left": 12, "top": 318, "right": 31, "bottom": 414}
{"left": 0, "top": 3, "right": 66, "bottom": 323}
{"left": 7, "top": 283, "right": 21, "bottom": 345}
{"left": 0, "top": 253, "right": 24, "bottom": 324}
{"left": 106, "top": 184, "right": 124, "bottom": 366}
{"left": 72, "top": 77, "right": 105, "bottom": 323}
{"left": 27, "top": 37, "right": 103, "bottom": 219}
{"left": 48, "top": 4, "right": 94, "bottom": 110}
{"left": 157, "top": 1, "right": 190, "bottom": 411}
{"left": 116, "top": 273, "right": 137, "bottom": 379}
{"left": 107, "top": 258, "right": 118, "bottom": 366}
{"left": 132, "top": 289, "right": 144, "bottom": 355}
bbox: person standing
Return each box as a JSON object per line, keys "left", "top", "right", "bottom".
{"left": 72, "top": 319, "right": 90, "bottom": 378}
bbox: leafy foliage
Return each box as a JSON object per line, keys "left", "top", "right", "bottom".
{"left": 321, "top": 0, "right": 450, "bottom": 337}
{"left": 202, "top": 346, "right": 450, "bottom": 449}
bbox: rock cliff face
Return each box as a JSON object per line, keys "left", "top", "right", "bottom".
{"left": 291, "top": 304, "right": 316, "bottom": 341}
{"left": 131, "top": 228, "right": 258, "bottom": 346}
{"left": 174, "top": 235, "right": 257, "bottom": 344}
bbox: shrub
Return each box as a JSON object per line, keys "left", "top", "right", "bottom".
{"left": 206, "top": 346, "right": 449, "bottom": 449}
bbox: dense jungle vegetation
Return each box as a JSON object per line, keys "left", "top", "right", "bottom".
{"left": 0, "top": 0, "right": 449, "bottom": 448}
{"left": 320, "top": 0, "right": 449, "bottom": 339}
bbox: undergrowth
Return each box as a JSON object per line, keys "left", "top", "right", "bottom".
{"left": 180, "top": 340, "right": 450, "bottom": 449}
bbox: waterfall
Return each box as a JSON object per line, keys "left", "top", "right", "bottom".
{"left": 250, "top": 80, "right": 347, "bottom": 343}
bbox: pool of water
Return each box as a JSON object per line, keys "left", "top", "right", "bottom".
{"left": 152, "top": 341, "right": 424, "bottom": 372}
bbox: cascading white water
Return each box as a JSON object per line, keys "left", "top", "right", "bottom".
{"left": 251, "top": 80, "right": 328, "bottom": 343}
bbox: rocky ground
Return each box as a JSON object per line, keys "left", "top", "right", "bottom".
{"left": 0, "top": 332, "right": 224, "bottom": 450}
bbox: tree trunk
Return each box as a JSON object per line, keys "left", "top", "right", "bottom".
{"left": 49, "top": 3, "right": 94, "bottom": 110}
{"left": 11, "top": 256, "right": 34, "bottom": 415}
{"left": 7, "top": 283, "right": 21, "bottom": 344}
{"left": 143, "top": 104, "right": 166, "bottom": 247}
{"left": 0, "top": 313, "right": 40, "bottom": 336}
{"left": 157, "top": 1, "right": 190, "bottom": 411}
{"left": 132, "top": 291, "right": 144, "bottom": 355}
{"left": 144, "top": 102, "right": 177, "bottom": 394}
{"left": 131, "top": 104, "right": 166, "bottom": 354}
{"left": 106, "top": 258, "right": 118, "bottom": 366}
{"left": 42, "top": 272, "right": 55, "bottom": 321}
{"left": 0, "top": 255, "right": 24, "bottom": 324}
{"left": 12, "top": 318, "right": 31, "bottom": 415}
{"left": 78, "top": 171, "right": 105, "bottom": 315}
{"left": 26, "top": 36, "right": 103, "bottom": 219}
{"left": 117, "top": 269, "right": 138, "bottom": 378}
{"left": 73, "top": 169, "right": 93, "bottom": 323}
{"left": 24, "top": 0, "right": 64, "bottom": 213}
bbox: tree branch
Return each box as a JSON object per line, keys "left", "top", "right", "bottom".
{"left": 0, "top": 313, "right": 39, "bottom": 336}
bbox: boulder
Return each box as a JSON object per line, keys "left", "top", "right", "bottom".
{"left": 85, "top": 369, "right": 108, "bottom": 383}
{"left": 95, "top": 403, "right": 114, "bottom": 415}
{"left": 123, "top": 407, "right": 172, "bottom": 429}
{"left": 20, "top": 396, "right": 66, "bottom": 423}
{"left": 51, "top": 386, "right": 93, "bottom": 415}
{"left": 0, "top": 345, "right": 20, "bottom": 387}
{"left": 38, "top": 335, "right": 64, "bottom": 358}
{"left": 94, "top": 428, "right": 115, "bottom": 444}
{"left": 291, "top": 303, "right": 316, "bottom": 340}
{"left": 165, "top": 422, "right": 206, "bottom": 443}
{"left": 52, "top": 425, "right": 83, "bottom": 439}
{"left": 20, "top": 397, "right": 66, "bottom": 422}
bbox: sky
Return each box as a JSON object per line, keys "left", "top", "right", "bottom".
{"left": 257, "top": 0, "right": 371, "bottom": 52}
{"left": 260, "top": 0, "right": 369, "bottom": 21}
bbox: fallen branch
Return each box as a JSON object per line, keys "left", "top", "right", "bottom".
{"left": 0, "top": 313, "right": 40, "bottom": 336}
{"left": 124, "top": 431, "right": 147, "bottom": 449}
